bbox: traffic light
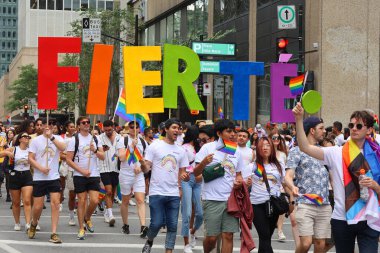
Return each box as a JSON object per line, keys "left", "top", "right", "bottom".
{"left": 276, "top": 37, "right": 289, "bottom": 61}
{"left": 23, "top": 105, "right": 28, "bottom": 113}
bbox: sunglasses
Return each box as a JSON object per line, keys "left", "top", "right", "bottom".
{"left": 21, "top": 135, "right": 31, "bottom": 139}
{"left": 348, "top": 123, "right": 364, "bottom": 130}
{"left": 80, "top": 121, "right": 90, "bottom": 125}
{"left": 272, "top": 135, "right": 280, "bottom": 140}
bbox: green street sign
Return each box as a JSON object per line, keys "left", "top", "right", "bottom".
{"left": 200, "top": 61, "right": 220, "bottom": 73}
{"left": 192, "top": 42, "right": 235, "bottom": 56}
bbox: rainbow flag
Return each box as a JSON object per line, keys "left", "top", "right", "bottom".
{"left": 217, "top": 139, "right": 237, "bottom": 155}
{"left": 98, "top": 188, "right": 106, "bottom": 201}
{"left": 126, "top": 148, "right": 134, "bottom": 165}
{"left": 114, "top": 88, "right": 151, "bottom": 131}
{"left": 289, "top": 74, "right": 305, "bottom": 96}
{"left": 302, "top": 193, "right": 323, "bottom": 206}
{"left": 255, "top": 163, "right": 264, "bottom": 177}
{"left": 132, "top": 147, "right": 143, "bottom": 162}
{"left": 218, "top": 106, "right": 224, "bottom": 119}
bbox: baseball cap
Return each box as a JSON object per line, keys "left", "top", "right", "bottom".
{"left": 303, "top": 116, "right": 323, "bottom": 135}
{"left": 256, "top": 124, "right": 262, "bottom": 130}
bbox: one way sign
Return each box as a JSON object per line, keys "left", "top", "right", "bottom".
{"left": 82, "top": 18, "right": 101, "bottom": 43}
{"left": 277, "top": 5, "right": 296, "bottom": 29}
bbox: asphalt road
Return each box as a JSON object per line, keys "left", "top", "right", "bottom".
{"left": 0, "top": 193, "right": 337, "bottom": 253}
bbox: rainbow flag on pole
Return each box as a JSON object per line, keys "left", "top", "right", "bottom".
{"left": 254, "top": 163, "right": 264, "bottom": 177}
{"left": 114, "top": 88, "right": 151, "bottom": 131}
{"left": 126, "top": 146, "right": 143, "bottom": 165}
{"left": 289, "top": 74, "right": 305, "bottom": 96}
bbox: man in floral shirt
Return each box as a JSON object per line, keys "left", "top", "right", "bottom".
{"left": 284, "top": 117, "right": 331, "bottom": 253}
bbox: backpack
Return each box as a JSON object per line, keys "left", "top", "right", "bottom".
{"left": 117, "top": 136, "right": 146, "bottom": 170}
{"left": 72, "top": 133, "right": 99, "bottom": 161}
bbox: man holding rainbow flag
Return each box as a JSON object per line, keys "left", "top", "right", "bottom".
{"left": 293, "top": 102, "right": 380, "bottom": 253}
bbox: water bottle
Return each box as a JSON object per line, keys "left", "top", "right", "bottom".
{"left": 359, "top": 169, "right": 369, "bottom": 201}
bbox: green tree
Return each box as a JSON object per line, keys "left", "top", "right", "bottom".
{"left": 6, "top": 64, "right": 37, "bottom": 111}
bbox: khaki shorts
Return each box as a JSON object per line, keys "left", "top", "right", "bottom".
{"left": 65, "top": 170, "right": 75, "bottom": 191}
{"left": 295, "top": 203, "right": 332, "bottom": 239}
{"left": 203, "top": 200, "right": 239, "bottom": 236}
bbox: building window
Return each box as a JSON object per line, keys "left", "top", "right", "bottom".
{"left": 81, "top": 0, "right": 88, "bottom": 10}
{"left": 159, "top": 18, "right": 166, "bottom": 43}
{"left": 8, "top": 31, "right": 11, "bottom": 37}
{"left": 64, "top": 0, "right": 71, "bottom": 10}
{"left": 147, "top": 25, "right": 155, "bottom": 45}
{"left": 47, "top": 0, "right": 55, "bottom": 10}
{"left": 12, "top": 31, "right": 15, "bottom": 37}
{"left": 173, "top": 11, "right": 181, "bottom": 40}
{"left": 98, "top": 0, "right": 105, "bottom": 11}
{"left": 89, "top": 0, "right": 96, "bottom": 10}
{"left": 2, "top": 31, "right": 5, "bottom": 37}
{"left": 73, "top": 0, "right": 80, "bottom": 10}
{"left": 1, "top": 53, "right": 5, "bottom": 59}
{"left": 105, "top": 1, "right": 113, "bottom": 10}
{"left": 166, "top": 14, "right": 173, "bottom": 42}
{"left": 56, "top": 0, "right": 63, "bottom": 10}
{"left": 13, "top": 7, "right": 16, "bottom": 14}
{"left": 12, "top": 41, "right": 15, "bottom": 49}
{"left": 39, "top": 0, "right": 47, "bottom": 9}
{"left": 13, "top": 19, "right": 16, "bottom": 26}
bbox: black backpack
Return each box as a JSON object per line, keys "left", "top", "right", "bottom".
{"left": 117, "top": 136, "right": 146, "bottom": 170}
{"left": 72, "top": 133, "right": 99, "bottom": 161}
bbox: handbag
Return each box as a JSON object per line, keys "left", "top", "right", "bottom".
{"left": 261, "top": 163, "right": 289, "bottom": 216}
{"left": 202, "top": 154, "right": 227, "bottom": 183}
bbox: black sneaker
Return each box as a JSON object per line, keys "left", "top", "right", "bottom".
{"left": 140, "top": 226, "right": 148, "bottom": 238}
{"left": 142, "top": 241, "right": 152, "bottom": 253}
{"left": 6, "top": 195, "right": 11, "bottom": 202}
{"left": 121, "top": 224, "right": 130, "bottom": 234}
{"left": 98, "top": 202, "right": 104, "bottom": 212}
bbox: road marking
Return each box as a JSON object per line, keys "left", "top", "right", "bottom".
{"left": 0, "top": 242, "right": 23, "bottom": 253}
{"left": 0, "top": 240, "right": 311, "bottom": 252}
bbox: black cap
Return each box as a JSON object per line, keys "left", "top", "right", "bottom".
{"left": 303, "top": 116, "right": 323, "bottom": 135}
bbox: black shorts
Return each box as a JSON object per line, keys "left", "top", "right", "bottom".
{"left": 32, "top": 179, "right": 61, "bottom": 197}
{"left": 100, "top": 172, "right": 119, "bottom": 187}
{"left": 73, "top": 176, "right": 100, "bottom": 193}
{"left": 9, "top": 170, "right": 33, "bottom": 190}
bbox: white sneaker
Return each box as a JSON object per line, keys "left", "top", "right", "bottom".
{"left": 59, "top": 203, "right": 63, "bottom": 212}
{"left": 190, "top": 231, "right": 196, "bottom": 248}
{"left": 104, "top": 213, "right": 110, "bottom": 223}
{"left": 184, "top": 244, "right": 193, "bottom": 253}
{"left": 129, "top": 199, "right": 136, "bottom": 206}
{"left": 109, "top": 215, "right": 115, "bottom": 227}
{"left": 69, "top": 217, "right": 76, "bottom": 226}
{"left": 145, "top": 196, "right": 149, "bottom": 204}
{"left": 20, "top": 200, "right": 24, "bottom": 207}
{"left": 25, "top": 223, "right": 30, "bottom": 232}
{"left": 278, "top": 230, "right": 286, "bottom": 241}
{"left": 14, "top": 223, "right": 21, "bottom": 231}
{"left": 36, "top": 224, "right": 41, "bottom": 231}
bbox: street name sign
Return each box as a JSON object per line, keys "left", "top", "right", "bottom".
{"left": 200, "top": 61, "right": 220, "bottom": 73}
{"left": 82, "top": 18, "right": 101, "bottom": 43}
{"left": 277, "top": 5, "right": 296, "bottom": 29}
{"left": 192, "top": 42, "right": 235, "bottom": 56}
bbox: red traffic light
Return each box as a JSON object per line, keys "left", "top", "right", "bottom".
{"left": 277, "top": 38, "right": 288, "bottom": 49}
{"left": 23, "top": 105, "right": 28, "bottom": 109}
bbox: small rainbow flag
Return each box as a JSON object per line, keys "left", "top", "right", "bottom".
{"left": 289, "top": 74, "right": 305, "bottom": 96}
{"left": 254, "top": 163, "right": 264, "bottom": 177}
{"left": 218, "top": 139, "right": 237, "bottom": 155}
{"left": 218, "top": 106, "right": 224, "bottom": 119}
{"left": 98, "top": 188, "right": 106, "bottom": 201}
{"left": 302, "top": 193, "right": 323, "bottom": 206}
{"left": 114, "top": 88, "right": 151, "bottom": 132}
{"left": 126, "top": 148, "right": 134, "bottom": 165}
{"left": 125, "top": 146, "right": 143, "bottom": 165}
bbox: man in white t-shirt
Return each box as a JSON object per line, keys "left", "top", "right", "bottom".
{"left": 117, "top": 120, "right": 148, "bottom": 238}
{"left": 237, "top": 129, "right": 255, "bottom": 180}
{"left": 66, "top": 116, "right": 105, "bottom": 240}
{"left": 293, "top": 103, "right": 380, "bottom": 253}
{"left": 28, "top": 118, "right": 66, "bottom": 243}
{"left": 333, "top": 121, "right": 345, "bottom": 146}
{"left": 194, "top": 119, "right": 244, "bottom": 253}
{"left": 140, "top": 118, "right": 189, "bottom": 253}
{"left": 98, "top": 120, "right": 121, "bottom": 227}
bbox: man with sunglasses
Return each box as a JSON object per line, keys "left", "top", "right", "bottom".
{"left": 66, "top": 116, "right": 105, "bottom": 240}
{"left": 293, "top": 103, "right": 380, "bottom": 253}
{"left": 97, "top": 120, "right": 121, "bottom": 227}
{"left": 284, "top": 116, "right": 331, "bottom": 253}
{"left": 28, "top": 118, "right": 66, "bottom": 243}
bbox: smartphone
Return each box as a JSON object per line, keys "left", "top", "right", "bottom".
{"left": 102, "top": 144, "right": 109, "bottom": 149}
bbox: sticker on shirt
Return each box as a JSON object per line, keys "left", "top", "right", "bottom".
{"left": 15, "top": 158, "right": 29, "bottom": 166}
{"left": 161, "top": 154, "right": 178, "bottom": 173}
{"left": 258, "top": 174, "right": 278, "bottom": 186}
{"left": 41, "top": 145, "right": 56, "bottom": 165}
{"left": 222, "top": 158, "right": 236, "bottom": 176}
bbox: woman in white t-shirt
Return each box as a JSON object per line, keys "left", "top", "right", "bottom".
{"left": 180, "top": 126, "right": 203, "bottom": 252}
{"left": 249, "top": 136, "right": 286, "bottom": 253}
{"left": 0, "top": 132, "right": 33, "bottom": 231}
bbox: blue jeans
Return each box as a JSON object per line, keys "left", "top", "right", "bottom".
{"left": 147, "top": 195, "right": 180, "bottom": 250}
{"left": 181, "top": 173, "right": 203, "bottom": 237}
{"left": 331, "top": 219, "right": 380, "bottom": 253}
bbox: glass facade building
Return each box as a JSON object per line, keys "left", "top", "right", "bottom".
{"left": 0, "top": 0, "right": 17, "bottom": 77}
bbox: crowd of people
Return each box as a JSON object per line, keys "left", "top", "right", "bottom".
{"left": 0, "top": 105, "right": 379, "bottom": 253}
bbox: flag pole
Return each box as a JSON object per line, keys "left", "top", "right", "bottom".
{"left": 112, "top": 88, "right": 123, "bottom": 121}
{"left": 46, "top": 110, "right": 49, "bottom": 168}
{"left": 88, "top": 114, "right": 97, "bottom": 169}
{"left": 134, "top": 114, "right": 137, "bottom": 139}
{"left": 169, "top": 108, "right": 171, "bottom": 119}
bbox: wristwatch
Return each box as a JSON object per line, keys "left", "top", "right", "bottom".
{"left": 50, "top": 136, "right": 55, "bottom": 142}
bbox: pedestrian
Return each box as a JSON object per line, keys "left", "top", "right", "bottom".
{"left": 293, "top": 103, "right": 380, "bottom": 253}
{"left": 117, "top": 121, "right": 148, "bottom": 237}
{"left": 27, "top": 118, "right": 66, "bottom": 243}
{"left": 98, "top": 120, "right": 121, "bottom": 227}
{"left": 194, "top": 119, "right": 244, "bottom": 253}
{"left": 141, "top": 118, "right": 189, "bottom": 253}
{"left": 65, "top": 116, "right": 105, "bottom": 240}
{"left": 0, "top": 132, "right": 33, "bottom": 231}
{"left": 285, "top": 116, "right": 331, "bottom": 253}
{"left": 237, "top": 129, "right": 255, "bottom": 179}
{"left": 180, "top": 126, "right": 202, "bottom": 253}
{"left": 332, "top": 121, "right": 345, "bottom": 146}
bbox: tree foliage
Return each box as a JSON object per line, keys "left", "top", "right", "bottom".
{"left": 6, "top": 64, "right": 37, "bottom": 111}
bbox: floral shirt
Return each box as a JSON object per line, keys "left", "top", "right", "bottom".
{"left": 286, "top": 146, "right": 330, "bottom": 205}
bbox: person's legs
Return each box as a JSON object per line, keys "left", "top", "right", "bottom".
{"left": 295, "top": 204, "right": 315, "bottom": 253}
{"left": 191, "top": 181, "right": 203, "bottom": 233}
{"left": 50, "top": 192, "right": 60, "bottom": 233}
{"left": 289, "top": 208, "right": 300, "bottom": 248}
{"left": 146, "top": 195, "right": 165, "bottom": 241}
{"left": 85, "top": 190, "right": 99, "bottom": 221}
{"left": 76, "top": 192, "right": 87, "bottom": 231}
{"left": 277, "top": 214, "right": 286, "bottom": 239}
{"left": 120, "top": 194, "right": 130, "bottom": 225}
{"left": 31, "top": 196, "right": 45, "bottom": 225}
{"left": 313, "top": 205, "right": 332, "bottom": 253}
{"left": 164, "top": 196, "right": 180, "bottom": 251}
{"left": 181, "top": 180, "right": 193, "bottom": 245}
{"left": 10, "top": 189, "right": 21, "bottom": 224}
{"left": 135, "top": 192, "right": 146, "bottom": 226}
{"left": 331, "top": 218, "right": 356, "bottom": 253}
{"left": 202, "top": 201, "right": 224, "bottom": 253}
{"left": 221, "top": 232, "right": 234, "bottom": 253}
{"left": 59, "top": 176, "right": 66, "bottom": 204}
{"left": 21, "top": 186, "right": 33, "bottom": 225}
{"left": 252, "top": 204, "right": 274, "bottom": 253}
{"left": 356, "top": 221, "right": 380, "bottom": 253}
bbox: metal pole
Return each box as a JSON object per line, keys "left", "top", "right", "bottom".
{"left": 135, "top": 15, "right": 139, "bottom": 46}
{"left": 298, "top": 5, "right": 304, "bottom": 74}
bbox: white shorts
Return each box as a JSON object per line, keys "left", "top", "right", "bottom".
{"left": 119, "top": 172, "right": 145, "bottom": 196}
{"left": 59, "top": 164, "right": 69, "bottom": 177}
{"left": 65, "top": 170, "right": 75, "bottom": 191}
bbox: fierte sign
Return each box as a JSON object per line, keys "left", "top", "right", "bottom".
{"left": 192, "top": 42, "right": 235, "bottom": 56}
